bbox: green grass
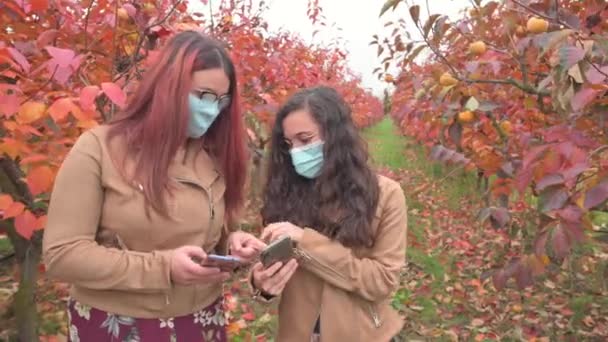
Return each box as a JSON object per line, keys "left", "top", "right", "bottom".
{"left": 0, "top": 237, "right": 12, "bottom": 256}
{"left": 363, "top": 117, "right": 482, "bottom": 210}
{"left": 362, "top": 117, "right": 409, "bottom": 170}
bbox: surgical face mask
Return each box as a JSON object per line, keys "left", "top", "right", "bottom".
{"left": 289, "top": 140, "right": 324, "bottom": 179}
{"left": 187, "top": 94, "right": 221, "bottom": 138}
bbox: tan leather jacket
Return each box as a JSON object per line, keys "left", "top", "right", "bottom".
{"left": 42, "top": 125, "right": 230, "bottom": 318}
{"left": 254, "top": 175, "right": 408, "bottom": 342}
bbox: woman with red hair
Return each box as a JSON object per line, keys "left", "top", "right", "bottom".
{"left": 43, "top": 31, "right": 264, "bottom": 341}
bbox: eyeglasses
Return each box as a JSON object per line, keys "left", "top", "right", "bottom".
{"left": 191, "top": 90, "right": 232, "bottom": 110}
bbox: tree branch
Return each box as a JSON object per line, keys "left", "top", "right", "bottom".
{"left": 511, "top": 0, "right": 573, "bottom": 29}
{"left": 0, "top": 158, "right": 33, "bottom": 206}
{"left": 19, "top": 65, "right": 58, "bottom": 105}
{"left": 83, "top": 0, "right": 96, "bottom": 51}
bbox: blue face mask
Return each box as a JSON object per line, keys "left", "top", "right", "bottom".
{"left": 290, "top": 141, "right": 324, "bottom": 179}
{"left": 187, "top": 94, "right": 221, "bottom": 138}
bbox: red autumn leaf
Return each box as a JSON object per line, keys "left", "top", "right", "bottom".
{"left": 538, "top": 185, "right": 568, "bottom": 213}
{"left": 101, "top": 82, "right": 127, "bottom": 108}
{"left": 571, "top": 87, "right": 601, "bottom": 112}
{"left": 7, "top": 47, "right": 31, "bottom": 73}
{"left": 0, "top": 93, "right": 20, "bottom": 118}
{"left": 15, "top": 210, "right": 41, "bottom": 240}
{"left": 80, "top": 85, "right": 101, "bottom": 110}
{"left": 30, "top": 0, "right": 49, "bottom": 12}
{"left": 551, "top": 224, "right": 571, "bottom": 260}
{"left": 584, "top": 180, "right": 608, "bottom": 210}
{"left": 44, "top": 46, "right": 81, "bottom": 84}
{"left": 26, "top": 165, "right": 54, "bottom": 196}
{"left": 123, "top": 3, "right": 137, "bottom": 17}
{"left": 241, "top": 311, "right": 256, "bottom": 321}
{"left": 35, "top": 29, "right": 59, "bottom": 48}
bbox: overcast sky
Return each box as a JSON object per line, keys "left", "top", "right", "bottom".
{"left": 190, "top": 0, "right": 471, "bottom": 97}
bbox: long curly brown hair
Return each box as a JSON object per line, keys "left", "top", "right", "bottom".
{"left": 261, "top": 86, "right": 380, "bottom": 248}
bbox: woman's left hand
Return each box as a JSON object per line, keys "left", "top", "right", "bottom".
{"left": 228, "top": 231, "right": 267, "bottom": 262}
{"left": 261, "top": 222, "right": 304, "bottom": 243}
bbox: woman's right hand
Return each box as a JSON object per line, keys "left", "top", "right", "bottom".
{"left": 251, "top": 259, "right": 299, "bottom": 296}
{"left": 170, "top": 246, "right": 231, "bottom": 286}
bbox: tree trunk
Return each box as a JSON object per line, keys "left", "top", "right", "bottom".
{"left": 1, "top": 158, "right": 41, "bottom": 341}
{"left": 6, "top": 227, "right": 42, "bottom": 342}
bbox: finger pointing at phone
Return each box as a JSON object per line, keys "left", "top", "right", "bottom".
{"left": 229, "top": 231, "right": 267, "bottom": 262}
{"left": 261, "top": 222, "right": 304, "bottom": 243}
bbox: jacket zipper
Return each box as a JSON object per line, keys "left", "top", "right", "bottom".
{"left": 295, "top": 248, "right": 383, "bottom": 328}
{"left": 172, "top": 176, "right": 218, "bottom": 308}
{"left": 295, "top": 248, "right": 348, "bottom": 281}
{"left": 369, "top": 303, "right": 382, "bottom": 328}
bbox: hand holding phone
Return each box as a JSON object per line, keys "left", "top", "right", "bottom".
{"left": 260, "top": 236, "right": 295, "bottom": 268}
{"left": 201, "top": 254, "right": 246, "bottom": 272}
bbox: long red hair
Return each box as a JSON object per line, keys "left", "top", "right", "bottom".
{"left": 107, "top": 31, "right": 248, "bottom": 223}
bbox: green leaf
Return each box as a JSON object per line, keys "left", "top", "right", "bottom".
{"left": 379, "top": 0, "right": 402, "bottom": 17}
{"left": 464, "top": 96, "right": 479, "bottom": 111}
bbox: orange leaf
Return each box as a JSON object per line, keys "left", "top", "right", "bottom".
{"left": 20, "top": 154, "right": 48, "bottom": 165}
{"left": 37, "top": 215, "right": 47, "bottom": 230}
{"left": 3, "top": 121, "right": 18, "bottom": 131}
{"left": 48, "top": 98, "right": 78, "bottom": 123}
{"left": 3, "top": 201, "right": 25, "bottom": 219}
{"left": 0, "top": 194, "right": 13, "bottom": 210}
{"left": 15, "top": 210, "right": 40, "bottom": 239}
{"left": 0, "top": 138, "right": 29, "bottom": 159}
{"left": 17, "top": 101, "right": 46, "bottom": 124}
{"left": 26, "top": 165, "right": 54, "bottom": 196}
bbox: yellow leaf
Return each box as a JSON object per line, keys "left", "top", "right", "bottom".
{"left": 18, "top": 101, "right": 46, "bottom": 124}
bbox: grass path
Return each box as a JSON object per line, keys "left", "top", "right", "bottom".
{"left": 362, "top": 118, "right": 608, "bottom": 341}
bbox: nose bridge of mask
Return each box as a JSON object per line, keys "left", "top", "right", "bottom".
{"left": 290, "top": 140, "right": 324, "bottom": 154}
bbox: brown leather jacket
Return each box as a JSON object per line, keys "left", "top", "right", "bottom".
{"left": 42, "top": 125, "right": 230, "bottom": 318}
{"left": 253, "top": 175, "right": 408, "bottom": 342}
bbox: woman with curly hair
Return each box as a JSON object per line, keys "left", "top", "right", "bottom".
{"left": 250, "top": 86, "right": 408, "bottom": 342}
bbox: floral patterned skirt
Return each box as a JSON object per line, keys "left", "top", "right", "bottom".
{"left": 67, "top": 297, "right": 227, "bottom": 342}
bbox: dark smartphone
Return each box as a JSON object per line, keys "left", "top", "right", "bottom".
{"left": 260, "top": 236, "right": 295, "bottom": 268}
{"left": 202, "top": 254, "right": 244, "bottom": 272}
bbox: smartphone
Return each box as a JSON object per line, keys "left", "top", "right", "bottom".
{"left": 260, "top": 236, "right": 295, "bottom": 268}
{"left": 202, "top": 254, "right": 244, "bottom": 272}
